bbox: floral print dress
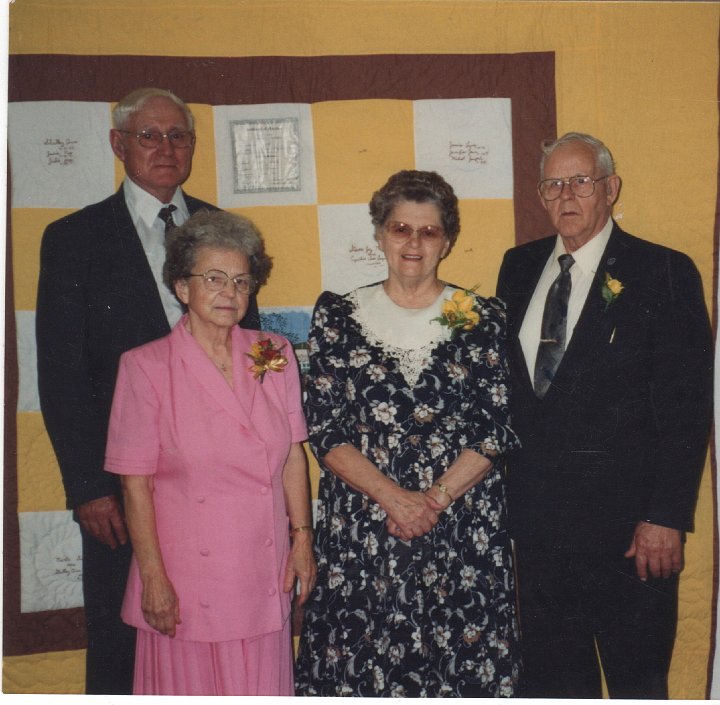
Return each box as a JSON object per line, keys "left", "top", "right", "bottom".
{"left": 295, "top": 285, "right": 520, "bottom": 697}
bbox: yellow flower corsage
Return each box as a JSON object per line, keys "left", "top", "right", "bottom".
{"left": 601, "top": 273, "right": 624, "bottom": 312}
{"left": 433, "top": 288, "right": 481, "bottom": 336}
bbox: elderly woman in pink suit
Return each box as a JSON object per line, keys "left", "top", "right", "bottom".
{"left": 104, "top": 210, "right": 316, "bottom": 696}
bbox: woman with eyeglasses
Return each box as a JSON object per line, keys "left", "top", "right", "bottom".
{"left": 104, "top": 209, "right": 316, "bottom": 695}
{"left": 295, "top": 170, "right": 520, "bottom": 696}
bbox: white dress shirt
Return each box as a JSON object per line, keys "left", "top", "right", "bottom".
{"left": 519, "top": 218, "right": 614, "bottom": 377}
{"left": 123, "top": 177, "right": 190, "bottom": 328}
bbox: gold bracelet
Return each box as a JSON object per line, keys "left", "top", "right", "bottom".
{"left": 290, "top": 525, "right": 313, "bottom": 535}
{"left": 433, "top": 483, "right": 455, "bottom": 501}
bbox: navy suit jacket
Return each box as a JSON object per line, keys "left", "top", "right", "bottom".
{"left": 496, "top": 223, "right": 712, "bottom": 552}
{"left": 36, "top": 186, "right": 260, "bottom": 509}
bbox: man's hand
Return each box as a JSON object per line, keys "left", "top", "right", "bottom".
{"left": 75, "top": 495, "right": 128, "bottom": 549}
{"left": 624, "top": 521, "right": 683, "bottom": 581}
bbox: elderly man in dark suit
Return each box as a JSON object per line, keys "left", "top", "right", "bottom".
{"left": 496, "top": 132, "right": 712, "bottom": 698}
{"left": 36, "top": 87, "right": 259, "bottom": 694}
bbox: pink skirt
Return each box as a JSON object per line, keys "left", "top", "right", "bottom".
{"left": 133, "top": 621, "right": 294, "bottom": 696}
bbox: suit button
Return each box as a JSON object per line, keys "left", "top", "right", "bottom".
{"left": 268, "top": 587, "right": 276, "bottom": 596}
{"left": 265, "top": 538, "right": 273, "bottom": 547}
{"left": 200, "top": 600, "right": 210, "bottom": 608}
{"left": 260, "top": 487, "right": 269, "bottom": 495}
{"left": 196, "top": 496, "right": 206, "bottom": 503}
{"left": 200, "top": 548, "right": 210, "bottom": 556}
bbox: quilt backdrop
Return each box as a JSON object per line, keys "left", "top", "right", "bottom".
{"left": 4, "top": 0, "right": 718, "bottom": 698}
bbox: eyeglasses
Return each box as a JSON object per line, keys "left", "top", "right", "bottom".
{"left": 117, "top": 130, "right": 195, "bottom": 149}
{"left": 385, "top": 221, "right": 445, "bottom": 242}
{"left": 538, "top": 175, "right": 609, "bottom": 201}
{"left": 187, "top": 269, "right": 257, "bottom": 295}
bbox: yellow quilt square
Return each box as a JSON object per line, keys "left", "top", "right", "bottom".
{"left": 313, "top": 100, "right": 415, "bottom": 205}
{"left": 4, "top": 649, "right": 85, "bottom": 694}
{"left": 229, "top": 205, "right": 321, "bottom": 307}
{"left": 184, "top": 102, "right": 219, "bottom": 206}
{"left": 437, "top": 199, "right": 516, "bottom": 299}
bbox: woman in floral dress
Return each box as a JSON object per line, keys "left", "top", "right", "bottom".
{"left": 295, "top": 171, "right": 520, "bottom": 697}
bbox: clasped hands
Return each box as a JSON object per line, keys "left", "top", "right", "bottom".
{"left": 385, "top": 486, "right": 453, "bottom": 541}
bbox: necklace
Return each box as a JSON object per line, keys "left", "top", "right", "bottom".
{"left": 213, "top": 358, "right": 230, "bottom": 372}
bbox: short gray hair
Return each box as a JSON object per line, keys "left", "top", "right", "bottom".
{"left": 369, "top": 170, "right": 460, "bottom": 252}
{"left": 540, "top": 132, "right": 616, "bottom": 178}
{"left": 163, "top": 210, "right": 273, "bottom": 297}
{"left": 112, "top": 88, "right": 194, "bottom": 131}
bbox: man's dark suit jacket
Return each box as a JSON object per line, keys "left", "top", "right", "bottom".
{"left": 496, "top": 222, "right": 712, "bottom": 553}
{"left": 36, "top": 185, "right": 260, "bottom": 511}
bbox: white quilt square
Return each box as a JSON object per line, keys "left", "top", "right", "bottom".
{"left": 318, "top": 204, "right": 386, "bottom": 294}
{"left": 213, "top": 103, "right": 317, "bottom": 207}
{"left": 19, "top": 510, "right": 83, "bottom": 612}
{"left": 9, "top": 101, "right": 115, "bottom": 209}
{"left": 16, "top": 310, "right": 39, "bottom": 413}
{"left": 414, "top": 98, "right": 513, "bottom": 199}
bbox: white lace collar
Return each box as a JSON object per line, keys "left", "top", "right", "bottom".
{"left": 349, "top": 283, "right": 453, "bottom": 388}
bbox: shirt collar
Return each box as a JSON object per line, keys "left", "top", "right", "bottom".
{"left": 123, "top": 177, "right": 188, "bottom": 230}
{"left": 552, "top": 217, "right": 614, "bottom": 276}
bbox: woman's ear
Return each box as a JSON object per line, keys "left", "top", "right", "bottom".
{"left": 175, "top": 278, "right": 190, "bottom": 305}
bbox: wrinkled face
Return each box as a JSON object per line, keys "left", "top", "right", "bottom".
{"left": 110, "top": 96, "right": 194, "bottom": 203}
{"left": 376, "top": 200, "right": 450, "bottom": 284}
{"left": 540, "top": 142, "right": 620, "bottom": 251}
{"left": 175, "top": 247, "right": 251, "bottom": 330}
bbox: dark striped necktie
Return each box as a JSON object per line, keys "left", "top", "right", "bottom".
{"left": 158, "top": 204, "right": 177, "bottom": 238}
{"left": 534, "top": 253, "right": 575, "bottom": 398}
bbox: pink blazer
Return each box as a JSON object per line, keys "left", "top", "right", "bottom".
{"left": 105, "top": 317, "right": 307, "bottom": 642}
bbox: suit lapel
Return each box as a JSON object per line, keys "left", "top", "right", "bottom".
{"left": 543, "top": 225, "right": 630, "bottom": 398}
{"left": 506, "top": 239, "right": 556, "bottom": 392}
{"left": 108, "top": 186, "right": 170, "bottom": 332}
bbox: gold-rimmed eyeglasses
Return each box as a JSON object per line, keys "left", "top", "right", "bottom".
{"left": 117, "top": 130, "right": 195, "bottom": 149}
{"left": 385, "top": 221, "right": 445, "bottom": 242}
{"left": 187, "top": 269, "right": 257, "bottom": 295}
{"left": 538, "top": 174, "right": 609, "bottom": 201}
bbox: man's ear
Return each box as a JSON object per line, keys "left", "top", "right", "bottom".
{"left": 538, "top": 188, "right": 550, "bottom": 213}
{"left": 109, "top": 129, "right": 127, "bottom": 162}
{"left": 606, "top": 174, "right": 622, "bottom": 206}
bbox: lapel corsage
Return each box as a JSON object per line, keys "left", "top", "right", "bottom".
{"left": 246, "top": 338, "right": 288, "bottom": 382}
{"left": 433, "top": 288, "right": 481, "bottom": 337}
{"left": 601, "top": 272, "right": 624, "bottom": 312}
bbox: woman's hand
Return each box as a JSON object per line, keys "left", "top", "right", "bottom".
{"left": 383, "top": 487, "right": 442, "bottom": 540}
{"left": 283, "top": 530, "right": 317, "bottom": 605}
{"left": 140, "top": 571, "right": 182, "bottom": 637}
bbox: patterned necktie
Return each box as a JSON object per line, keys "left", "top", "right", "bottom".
{"left": 534, "top": 254, "right": 575, "bottom": 398}
{"left": 158, "top": 204, "right": 177, "bottom": 239}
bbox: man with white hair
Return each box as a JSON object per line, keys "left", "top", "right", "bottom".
{"left": 497, "top": 132, "right": 712, "bottom": 698}
{"left": 36, "top": 88, "right": 259, "bottom": 694}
